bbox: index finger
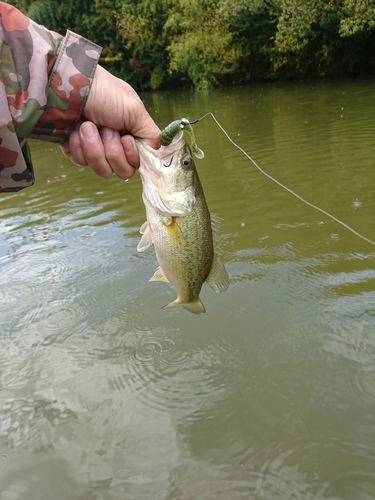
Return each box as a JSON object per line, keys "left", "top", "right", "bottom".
{"left": 124, "top": 97, "right": 160, "bottom": 149}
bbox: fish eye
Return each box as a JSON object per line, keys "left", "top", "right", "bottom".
{"left": 182, "top": 156, "right": 191, "bottom": 168}
{"left": 163, "top": 156, "right": 173, "bottom": 168}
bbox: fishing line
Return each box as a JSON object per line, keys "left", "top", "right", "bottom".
{"left": 195, "top": 112, "right": 375, "bottom": 248}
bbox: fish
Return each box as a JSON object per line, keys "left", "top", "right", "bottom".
{"left": 135, "top": 118, "right": 230, "bottom": 314}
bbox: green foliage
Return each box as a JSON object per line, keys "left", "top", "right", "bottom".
{"left": 272, "top": 0, "right": 375, "bottom": 77}
{"left": 222, "top": 2, "right": 277, "bottom": 79}
{"left": 5, "top": 0, "right": 375, "bottom": 88}
{"left": 119, "top": 0, "right": 172, "bottom": 89}
{"left": 27, "top": 0, "right": 63, "bottom": 32}
{"left": 6, "top": 0, "right": 132, "bottom": 79}
{"left": 165, "top": 0, "right": 243, "bottom": 89}
{"left": 340, "top": 0, "right": 375, "bottom": 36}
{"left": 119, "top": 0, "right": 275, "bottom": 89}
{"left": 4, "top": 0, "right": 34, "bottom": 13}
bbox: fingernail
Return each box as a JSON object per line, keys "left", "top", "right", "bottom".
{"left": 123, "top": 142, "right": 134, "bottom": 155}
{"left": 101, "top": 127, "right": 115, "bottom": 141}
{"left": 80, "top": 122, "right": 98, "bottom": 142}
{"left": 122, "top": 137, "right": 135, "bottom": 155}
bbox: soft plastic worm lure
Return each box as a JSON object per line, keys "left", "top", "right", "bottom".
{"left": 159, "top": 118, "right": 205, "bottom": 159}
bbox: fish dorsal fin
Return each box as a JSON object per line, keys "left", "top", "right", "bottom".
{"left": 150, "top": 267, "right": 169, "bottom": 283}
{"left": 210, "top": 213, "right": 223, "bottom": 242}
{"left": 137, "top": 222, "right": 153, "bottom": 252}
{"left": 205, "top": 254, "right": 230, "bottom": 292}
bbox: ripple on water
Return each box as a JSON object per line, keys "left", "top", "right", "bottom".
{"left": 38, "top": 300, "right": 86, "bottom": 343}
{"left": 0, "top": 357, "right": 36, "bottom": 390}
{"left": 167, "top": 442, "right": 333, "bottom": 500}
{"left": 253, "top": 250, "right": 289, "bottom": 272}
{"left": 177, "top": 429, "right": 375, "bottom": 499}
{"left": 0, "top": 455, "right": 8, "bottom": 476}
{"left": 231, "top": 245, "right": 323, "bottom": 306}
{"left": 1, "top": 241, "right": 71, "bottom": 294}
{"left": 230, "top": 246, "right": 290, "bottom": 284}
{"left": 322, "top": 320, "right": 375, "bottom": 365}
{"left": 5, "top": 297, "right": 87, "bottom": 349}
{"left": 356, "top": 364, "right": 375, "bottom": 409}
{"left": 0, "top": 281, "right": 37, "bottom": 313}
{"left": 122, "top": 334, "right": 238, "bottom": 418}
{"left": 129, "top": 337, "right": 192, "bottom": 367}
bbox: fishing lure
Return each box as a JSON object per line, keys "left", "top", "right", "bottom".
{"left": 159, "top": 118, "right": 205, "bottom": 159}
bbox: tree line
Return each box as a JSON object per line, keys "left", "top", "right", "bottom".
{"left": 7, "top": 0, "right": 375, "bottom": 90}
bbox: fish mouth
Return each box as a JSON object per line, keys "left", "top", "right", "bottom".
{"left": 136, "top": 131, "right": 187, "bottom": 184}
{"left": 136, "top": 131, "right": 195, "bottom": 217}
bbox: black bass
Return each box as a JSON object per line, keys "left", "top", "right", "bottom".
{"left": 136, "top": 118, "right": 229, "bottom": 314}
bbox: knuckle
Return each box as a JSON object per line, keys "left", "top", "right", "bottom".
{"left": 70, "top": 153, "right": 87, "bottom": 166}
{"left": 93, "top": 165, "right": 112, "bottom": 179}
{"left": 105, "top": 150, "right": 121, "bottom": 164}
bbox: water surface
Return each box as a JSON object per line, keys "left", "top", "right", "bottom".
{"left": 1, "top": 79, "right": 375, "bottom": 499}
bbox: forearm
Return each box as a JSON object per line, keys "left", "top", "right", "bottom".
{"left": 29, "top": 30, "right": 102, "bottom": 142}
{"left": 0, "top": 2, "right": 102, "bottom": 191}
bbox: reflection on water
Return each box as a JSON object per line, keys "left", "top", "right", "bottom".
{"left": 1, "top": 79, "right": 375, "bottom": 499}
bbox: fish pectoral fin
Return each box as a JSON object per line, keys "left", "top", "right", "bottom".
{"left": 162, "top": 299, "right": 206, "bottom": 315}
{"left": 205, "top": 254, "right": 230, "bottom": 292}
{"left": 137, "top": 222, "right": 153, "bottom": 252}
{"left": 150, "top": 267, "right": 169, "bottom": 283}
{"left": 165, "top": 218, "right": 185, "bottom": 243}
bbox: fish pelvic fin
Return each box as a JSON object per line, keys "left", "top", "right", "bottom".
{"left": 150, "top": 267, "right": 169, "bottom": 283}
{"left": 162, "top": 298, "right": 206, "bottom": 315}
{"left": 137, "top": 222, "right": 153, "bottom": 252}
{"left": 206, "top": 254, "right": 230, "bottom": 292}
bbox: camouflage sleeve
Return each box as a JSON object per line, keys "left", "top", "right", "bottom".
{"left": 0, "top": 2, "right": 102, "bottom": 192}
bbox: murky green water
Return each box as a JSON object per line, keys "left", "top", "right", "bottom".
{"left": 1, "top": 79, "right": 375, "bottom": 499}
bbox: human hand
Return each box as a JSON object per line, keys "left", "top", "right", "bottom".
{"left": 61, "top": 65, "right": 160, "bottom": 180}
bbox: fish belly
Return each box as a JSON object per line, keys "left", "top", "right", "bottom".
{"left": 151, "top": 207, "right": 213, "bottom": 304}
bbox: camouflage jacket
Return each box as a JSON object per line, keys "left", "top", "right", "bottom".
{"left": 0, "top": 2, "right": 102, "bottom": 192}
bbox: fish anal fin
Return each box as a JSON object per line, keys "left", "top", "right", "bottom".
{"left": 162, "top": 298, "right": 206, "bottom": 315}
{"left": 137, "top": 222, "right": 153, "bottom": 252}
{"left": 206, "top": 254, "right": 230, "bottom": 292}
{"left": 150, "top": 267, "right": 169, "bottom": 283}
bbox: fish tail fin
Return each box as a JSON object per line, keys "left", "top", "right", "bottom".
{"left": 162, "top": 299, "right": 206, "bottom": 315}
{"left": 183, "top": 299, "right": 206, "bottom": 315}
